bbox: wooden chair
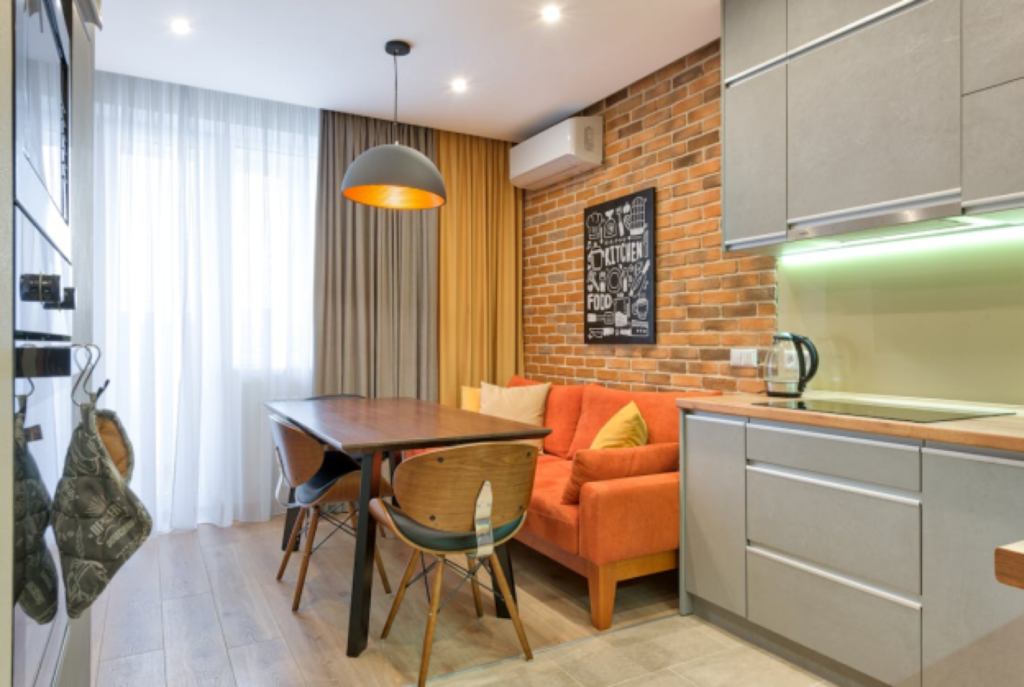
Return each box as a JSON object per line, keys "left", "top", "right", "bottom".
{"left": 270, "top": 415, "right": 393, "bottom": 611}
{"left": 369, "top": 442, "right": 538, "bottom": 687}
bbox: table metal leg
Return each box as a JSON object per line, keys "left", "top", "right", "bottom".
{"left": 281, "top": 489, "right": 300, "bottom": 551}
{"left": 493, "top": 542, "right": 516, "bottom": 619}
{"left": 346, "top": 451, "right": 381, "bottom": 657}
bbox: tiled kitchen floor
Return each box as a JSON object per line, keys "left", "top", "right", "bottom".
{"left": 436, "top": 614, "right": 836, "bottom": 687}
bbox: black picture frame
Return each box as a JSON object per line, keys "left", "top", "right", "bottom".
{"left": 583, "top": 187, "right": 656, "bottom": 345}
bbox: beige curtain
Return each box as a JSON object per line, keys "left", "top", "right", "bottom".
{"left": 437, "top": 131, "right": 524, "bottom": 406}
{"left": 314, "top": 111, "right": 438, "bottom": 400}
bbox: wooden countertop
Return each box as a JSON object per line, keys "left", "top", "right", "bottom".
{"left": 676, "top": 393, "right": 1024, "bottom": 454}
{"left": 996, "top": 542, "right": 1024, "bottom": 590}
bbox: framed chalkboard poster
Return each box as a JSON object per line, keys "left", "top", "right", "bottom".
{"left": 583, "top": 187, "right": 656, "bottom": 345}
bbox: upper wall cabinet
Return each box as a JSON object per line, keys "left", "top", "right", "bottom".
{"left": 723, "top": 0, "right": 786, "bottom": 80}
{"left": 787, "top": 0, "right": 902, "bottom": 48}
{"left": 962, "top": 79, "right": 1024, "bottom": 211}
{"left": 963, "top": 0, "right": 1024, "bottom": 94}
{"left": 787, "top": 0, "right": 961, "bottom": 222}
{"left": 722, "top": 67, "right": 788, "bottom": 250}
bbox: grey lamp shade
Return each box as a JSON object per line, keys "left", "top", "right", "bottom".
{"left": 340, "top": 143, "right": 447, "bottom": 210}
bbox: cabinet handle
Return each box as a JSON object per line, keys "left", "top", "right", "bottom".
{"left": 788, "top": 189, "right": 962, "bottom": 240}
{"left": 748, "top": 545, "right": 922, "bottom": 610}
{"left": 747, "top": 464, "right": 921, "bottom": 506}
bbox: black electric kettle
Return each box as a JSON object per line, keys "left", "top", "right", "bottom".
{"left": 763, "top": 333, "right": 819, "bottom": 398}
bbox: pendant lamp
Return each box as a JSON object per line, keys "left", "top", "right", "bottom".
{"left": 341, "top": 40, "right": 447, "bottom": 210}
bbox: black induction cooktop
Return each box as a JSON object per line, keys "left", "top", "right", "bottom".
{"left": 754, "top": 399, "right": 1015, "bottom": 423}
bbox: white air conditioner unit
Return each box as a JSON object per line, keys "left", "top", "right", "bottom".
{"left": 510, "top": 116, "right": 603, "bottom": 190}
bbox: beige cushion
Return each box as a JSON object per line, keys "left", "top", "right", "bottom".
{"left": 479, "top": 381, "right": 551, "bottom": 450}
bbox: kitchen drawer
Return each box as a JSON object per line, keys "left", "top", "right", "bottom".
{"left": 747, "top": 465, "right": 921, "bottom": 594}
{"left": 748, "top": 548, "right": 922, "bottom": 687}
{"left": 747, "top": 422, "right": 921, "bottom": 491}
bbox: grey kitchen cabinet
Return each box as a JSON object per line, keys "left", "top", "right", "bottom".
{"left": 962, "top": 0, "right": 1024, "bottom": 94}
{"left": 747, "top": 465, "right": 922, "bottom": 595}
{"left": 682, "top": 414, "right": 747, "bottom": 617}
{"left": 747, "top": 422, "right": 922, "bottom": 491}
{"left": 748, "top": 549, "right": 922, "bottom": 687}
{"left": 787, "top": 0, "right": 903, "bottom": 49}
{"left": 922, "top": 446, "right": 1024, "bottom": 686}
{"left": 723, "top": 0, "right": 787, "bottom": 80}
{"left": 787, "top": 0, "right": 961, "bottom": 222}
{"left": 722, "top": 66, "right": 788, "bottom": 251}
{"left": 962, "top": 79, "right": 1024, "bottom": 211}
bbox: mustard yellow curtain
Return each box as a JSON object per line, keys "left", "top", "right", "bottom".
{"left": 437, "top": 131, "right": 524, "bottom": 406}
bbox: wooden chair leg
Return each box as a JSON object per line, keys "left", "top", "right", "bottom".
{"left": 587, "top": 561, "right": 617, "bottom": 631}
{"left": 382, "top": 549, "right": 420, "bottom": 639}
{"left": 293, "top": 506, "right": 321, "bottom": 612}
{"left": 469, "top": 556, "right": 484, "bottom": 618}
{"left": 277, "top": 507, "right": 306, "bottom": 581}
{"left": 374, "top": 546, "right": 392, "bottom": 594}
{"left": 489, "top": 553, "right": 533, "bottom": 660}
{"left": 418, "top": 555, "right": 446, "bottom": 687}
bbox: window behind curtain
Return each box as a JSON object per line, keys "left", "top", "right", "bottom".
{"left": 93, "top": 72, "right": 319, "bottom": 530}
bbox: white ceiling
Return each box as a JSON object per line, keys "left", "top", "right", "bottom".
{"left": 96, "top": 0, "right": 721, "bottom": 142}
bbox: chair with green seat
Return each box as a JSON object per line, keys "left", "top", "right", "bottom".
{"left": 270, "top": 414, "right": 393, "bottom": 611}
{"left": 369, "top": 442, "right": 538, "bottom": 687}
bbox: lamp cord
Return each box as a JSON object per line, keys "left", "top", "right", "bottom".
{"left": 393, "top": 53, "right": 399, "bottom": 144}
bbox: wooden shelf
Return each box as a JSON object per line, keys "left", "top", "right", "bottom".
{"left": 995, "top": 541, "right": 1024, "bottom": 590}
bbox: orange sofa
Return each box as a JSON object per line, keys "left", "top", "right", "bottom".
{"left": 508, "top": 376, "right": 721, "bottom": 630}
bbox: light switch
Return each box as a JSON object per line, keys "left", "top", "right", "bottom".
{"left": 730, "top": 348, "right": 759, "bottom": 368}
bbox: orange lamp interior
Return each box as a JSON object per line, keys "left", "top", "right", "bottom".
{"left": 343, "top": 184, "right": 446, "bottom": 210}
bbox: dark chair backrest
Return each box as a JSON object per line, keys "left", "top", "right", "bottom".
{"left": 269, "top": 415, "right": 326, "bottom": 488}
{"left": 393, "top": 443, "right": 538, "bottom": 533}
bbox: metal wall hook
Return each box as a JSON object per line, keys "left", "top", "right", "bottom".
{"left": 71, "top": 343, "right": 105, "bottom": 406}
{"left": 15, "top": 376, "right": 36, "bottom": 413}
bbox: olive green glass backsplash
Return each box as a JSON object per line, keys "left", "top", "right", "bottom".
{"left": 777, "top": 228, "right": 1024, "bottom": 405}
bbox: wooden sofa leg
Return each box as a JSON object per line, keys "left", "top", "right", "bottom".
{"left": 587, "top": 562, "right": 616, "bottom": 631}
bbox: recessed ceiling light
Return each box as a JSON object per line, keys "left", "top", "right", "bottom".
{"left": 451, "top": 78, "right": 468, "bottom": 93}
{"left": 541, "top": 5, "right": 562, "bottom": 23}
{"left": 170, "top": 18, "right": 192, "bottom": 35}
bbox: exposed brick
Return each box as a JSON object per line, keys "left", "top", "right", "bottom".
{"left": 522, "top": 40, "right": 775, "bottom": 394}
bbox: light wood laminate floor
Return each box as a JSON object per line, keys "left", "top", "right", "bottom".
{"left": 91, "top": 515, "right": 834, "bottom": 686}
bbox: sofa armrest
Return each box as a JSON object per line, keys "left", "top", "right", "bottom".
{"left": 579, "top": 472, "right": 680, "bottom": 565}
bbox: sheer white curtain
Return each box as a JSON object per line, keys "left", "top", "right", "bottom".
{"left": 93, "top": 72, "right": 319, "bottom": 531}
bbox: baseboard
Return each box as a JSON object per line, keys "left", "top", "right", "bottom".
{"left": 692, "top": 597, "right": 888, "bottom": 687}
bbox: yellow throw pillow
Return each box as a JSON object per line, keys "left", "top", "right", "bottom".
{"left": 479, "top": 381, "right": 551, "bottom": 450}
{"left": 461, "top": 386, "right": 481, "bottom": 412}
{"left": 590, "top": 401, "right": 648, "bottom": 450}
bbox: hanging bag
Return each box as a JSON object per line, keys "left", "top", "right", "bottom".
{"left": 51, "top": 399, "right": 152, "bottom": 618}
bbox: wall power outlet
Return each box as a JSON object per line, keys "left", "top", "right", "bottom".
{"left": 730, "top": 348, "right": 759, "bottom": 368}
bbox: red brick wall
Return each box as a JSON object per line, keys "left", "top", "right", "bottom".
{"left": 522, "top": 40, "right": 776, "bottom": 394}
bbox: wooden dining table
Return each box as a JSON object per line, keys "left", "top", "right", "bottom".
{"left": 264, "top": 396, "right": 551, "bottom": 658}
